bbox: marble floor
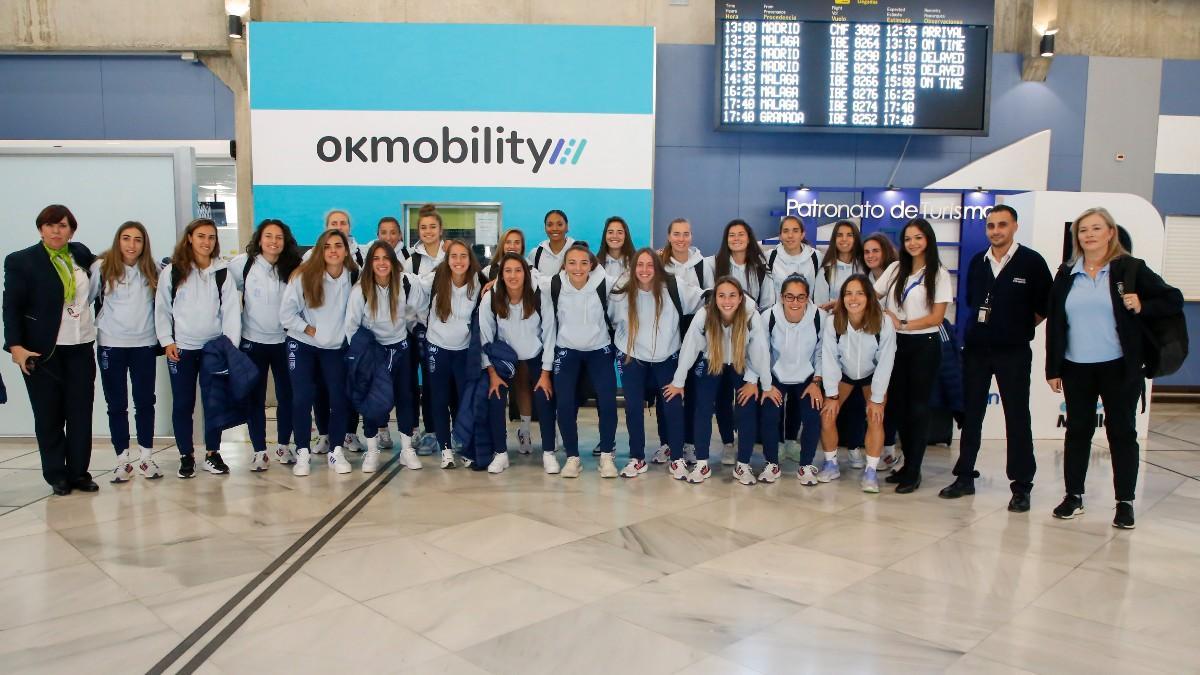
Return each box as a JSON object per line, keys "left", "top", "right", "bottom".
{"left": 2, "top": 403, "right": 1199, "bottom": 674}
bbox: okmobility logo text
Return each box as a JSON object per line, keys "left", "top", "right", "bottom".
{"left": 315, "top": 126, "right": 587, "bottom": 174}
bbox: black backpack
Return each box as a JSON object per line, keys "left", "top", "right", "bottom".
{"left": 1124, "top": 258, "right": 1188, "bottom": 378}
{"left": 768, "top": 306, "right": 821, "bottom": 337}
{"left": 767, "top": 248, "right": 819, "bottom": 278}
{"left": 550, "top": 274, "right": 613, "bottom": 337}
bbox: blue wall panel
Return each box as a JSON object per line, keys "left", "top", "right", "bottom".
{"left": 1159, "top": 60, "right": 1200, "bottom": 116}
{"left": 0, "top": 56, "right": 106, "bottom": 138}
{"left": 101, "top": 57, "right": 228, "bottom": 139}
{"left": 0, "top": 55, "right": 233, "bottom": 140}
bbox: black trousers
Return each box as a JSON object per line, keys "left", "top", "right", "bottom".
{"left": 1061, "top": 359, "right": 1140, "bottom": 502}
{"left": 23, "top": 342, "right": 96, "bottom": 486}
{"left": 887, "top": 332, "right": 941, "bottom": 484}
{"left": 955, "top": 344, "right": 1036, "bottom": 493}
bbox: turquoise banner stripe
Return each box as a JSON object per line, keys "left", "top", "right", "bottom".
{"left": 253, "top": 185, "right": 653, "bottom": 248}
{"left": 248, "top": 23, "right": 655, "bottom": 115}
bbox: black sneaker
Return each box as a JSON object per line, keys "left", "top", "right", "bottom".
{"left": 1052, "top": 494, "right": 1084, "bottom": 519}
{"left": 938, "top": 478, "right": 976, "bottom": 499}
{"left": 178, "top": 454, "right": 196, "bottom": 479}
{"left": 1008, "top": 493, "right": 1031, "bottom": 513}
{"left": 203, "top": 452, "right": 230, "bottom": 475}
{"left": 1113, "top": 502, "right": 1136, "bottom": 529}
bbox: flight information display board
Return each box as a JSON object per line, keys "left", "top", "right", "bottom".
{"left": 716, "top": 0, "right": 994, "bottom": 135}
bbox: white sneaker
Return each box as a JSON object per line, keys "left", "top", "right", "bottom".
{"left": 561, "top": 456, "right": 582, "bottom": 478}
{"left": 543, "top": 451, "right": 561, "bottom": 475}
{"left": 136, "top": 451, "right": 163, "bottom": 479}
{"left": 250, "top": 450, "right": 270, "bottom": 472}
{"left": 882, "top": 447, "right": 904, "bottom": 473}
{"left": 362, "top": 448, "right": 381, "bottom": 473}
{"left": 516, "top": 428, "right": 533, "bottom": 454}
{"left": 311, "top": 435, "right": 330, "bottom": 454}
{"left": 620, "top": 458, "right": 648, "bottom": 478}
{"left": 817, "top": 459, "right": 841, "bottom": 483}
{"left": 329, "top": 447, "right": 352, "bottom": 474}
{"left": 345, "top": 433, "right": 364, "bottom": 453}
{"left": 274, "top": 443, "right": 296, "bottom": 465}
{"left": 598, "top": 452, "right": 618, "bottom": 478}
{"left": 293, "top": 449, "right": 312, "bottom": 476}
{"left": 687, "top": 460, "right": 711, "bottom": 484}
{"left": 721, "top": 443, "right": 736, "bottom": 466}
{"left": 669, "top": 459, "right": 689, "bottom": 480}
{"left": 440, "top": 448, "right": 457, "bottom": 469}
{"left": 650, "top": 444, "right": 670, "bottom": 464}
{"left": 111, "top": 452, "right": 134, "bottom": 483}
{"left": 683, "top": 444, "right": 697, "bottom": 463}
{"left": 488, "top": 452, "right": 510, "bottom": 474}
{"left": 848, "top": 447, "right": 866, "bottom": 469}
{"left": 758, "top": 462, "right": 781, "bottom": 483}
{"left": 796, "top": 464, "right": 819, "bottom": 485}
{"left": 400, "top": 446, "right": 423, "bottom": 470}
{"left": 377, "top": 428, "right": 393, "bottom": 449}
{"left": 734, "top": 462, "right": 757, "bottom": 486}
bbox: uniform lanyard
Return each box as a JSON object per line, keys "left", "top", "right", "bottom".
{"left": 901, "top": 272, "right": 926, "bottom": 304}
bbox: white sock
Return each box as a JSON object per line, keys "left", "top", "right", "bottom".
{"left": 519, "top": 416, "right": 531, "bottom": 433}
{"left": 866, "top": 455, "right": 880, "bottom": 469}
{"left": 399, "top": 433, "right": 412, "bottom": 450}
{"left": 824, "top": 450, "right": 838, "bottom": 462}
{"left": 366, "top": 436, "right": 378, "bottom": 453}
{"left": 139, "top": 447, "right": 154, "bottom": 461}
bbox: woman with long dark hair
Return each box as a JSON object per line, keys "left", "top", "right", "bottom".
{"left": 610, "top": 248, "right": 704, "bottom": 477}
{"left": 814, "top": 220, "right": 866, "bottom": 309}
{"left": 230, "top": 219, "right": 303, "bottom": 470}
{"left": 344, "top": 241, "right": 428, "bottom": 472}
{"left": 478, "top": 253, "right": 557, "bottom": 473}
{"left": 280, "top": 229, "right": 358, "bottom": 477}
{"left": 155, "top": 218, "right": 242, "bottom": 479}
{"left": 90, "top": 221, "right": 162, "bottom": 482}
{"left": 873, "top": 218, "right": 953, "bottom": 492}
{"left": 418, "top": 239, "right": 484, "bottom": 468}
{"left": 597, "top": 216, "right": 636, "bottom": 283}
{"left": 703, "top": 219, "right": 774, "bottom": 308}
{"left": 818, "top": 274, "right": 897, "bottom": 492}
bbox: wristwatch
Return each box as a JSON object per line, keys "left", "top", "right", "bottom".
{"left": 900, "top": 319, "right": 908, "bottom": 329}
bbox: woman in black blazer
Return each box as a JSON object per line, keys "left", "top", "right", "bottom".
{"left": 1045, "top": 207, "right": 1182, "bottom": 529}
{"left": 3, "top": 204, "right": 99, "bottom": 496}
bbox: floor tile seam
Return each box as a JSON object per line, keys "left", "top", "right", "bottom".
{"left": 378, "top": 567, "right": 584, "bottom": 655}
{"left": 708, "top": 534, "right": 887, "bottom": 575}
{"left": 810, "top": 581, "right": 995, "bottom": 655}
{"left": 452, "top": 605, "right": 711, "bottom": 674}
{"left": 149, "top": 456, "right": 405, "bottom": 674}
{"left": 0, "top": 569, "right": 136, "bottom": 632}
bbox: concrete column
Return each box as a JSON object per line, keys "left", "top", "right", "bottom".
{"left": 201, "top": 42, "right": 254, "bottom": 248}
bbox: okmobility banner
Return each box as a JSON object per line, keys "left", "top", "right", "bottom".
{"left": 249, "top": 22, "right": 656, "bottom": 245}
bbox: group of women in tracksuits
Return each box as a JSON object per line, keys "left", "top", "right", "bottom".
{"left": 93, "top": 204, "right": 960, "bottom": 494}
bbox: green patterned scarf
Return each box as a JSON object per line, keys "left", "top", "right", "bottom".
{"left": 44, "top": 244, "right": 76, "bottom": 303}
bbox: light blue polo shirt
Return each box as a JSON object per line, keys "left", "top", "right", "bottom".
{"left": 1064, "top": 259, "right": 1123, "bottom": 364}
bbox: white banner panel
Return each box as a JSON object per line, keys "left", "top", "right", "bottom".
{"left": 1154, "top": 115, "right": 1200, "bottom": 175}
{"left": 251, "top": 110, "right": 655, "bottom": 190}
